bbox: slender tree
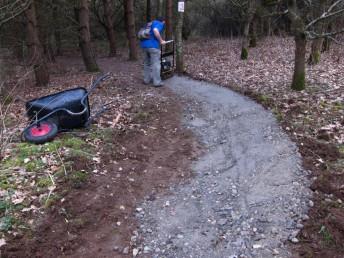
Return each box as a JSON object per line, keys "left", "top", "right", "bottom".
{"left": 75, "top": 0, "right": 99, "bottom": 72}
{"left": 24, "top": 0, "right": 50, "bottom": 86}
{"left": 176, "top": 1, "right": 184, "bottom": 73}
{"left": 124, "top": 0, "right": 138, "bottom": 60}
{"left": 146, "top": 0, "right": 151, "bottom": 22}
{"left": 308, "top": 0, "right": 327, "bottom": 65}
{"left": 156, "top": 0, "right": 164, "bottom": 17}
{"left": 288, "top": 0, "right": 307, "bottom": 91}
{"left": 241, "top": 0, "right": 257, "bottom": 60}
{"left": 53, "top": 4, "right": 62, "bottom": 56}
{"left": 102, "top": 0, "right": 117, "bottom": 56}
{"left": 166, "top": 0, "right": 173, "bottom": 40}
{"left": 286, "top": 0, "right": 344, "bottom": 90}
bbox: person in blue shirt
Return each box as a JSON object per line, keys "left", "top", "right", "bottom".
{"left": 140, "top": 17, "right": 166, "bottom": 87}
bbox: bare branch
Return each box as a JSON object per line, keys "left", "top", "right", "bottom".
{"left": 305, "top": 0, "right": 344, "bottom": 30}
{"left": 308, "top": 28, "right": 344, "bottom": 39}
{"left": 0, "top": 0, "right": 32, "bottom": 27}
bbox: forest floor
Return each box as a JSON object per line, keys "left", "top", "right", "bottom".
{"left": 184, "top": 36, "right": 344, "bottom": 257}
{"left": 0, "top": 36, "right": 343, "bottom": 258}
{"left": 0, "top": 55, "right": 200, "bottom": 257}
{"left": 137, "top": 76, "right": 311, "bottom": 257}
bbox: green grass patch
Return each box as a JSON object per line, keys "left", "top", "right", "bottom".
{"left": 62, "top": 135, "right": 85, "bottom": 149}
{"left": 0, "top": 215, "right": 15, "bottom": 231}
{"left": 332, "top": 102, "right": 344, "bottom": 111}
{"left": 257, "top": 94, "right": 272, "bottom": 106}
{"left": 134, "top": 111, "right": 150, "bottom": 122}
{"left": 25, "top": 160, "right": 45, "bottom": 172}
{"left": 67, "top": 149, "right": 93, "bottom": 159}
{"left": 0, "top": 131, "right": 95, "bottom": 212}
{"left": 89, "top": 127, "right": 114, "bottom": 141}
{"left": 319, "top": 225, "right": 335, "bottom": 247}
{"left": 40, "top": 193, "right": 61, "bottom": 208}
{"left": 272, "top": 108, "right": 283, "bottom": 121}
{"left": 37, "top": 177, "right": 53, "bottom": 188}
{"left": 68, "top": 171, "right": 88, "bottom": 188}
{"left": 0, "top": 175, "right": 16, "bottom": 190}
{"left": 0, "top": 200, "right": 11, "bottom": 213}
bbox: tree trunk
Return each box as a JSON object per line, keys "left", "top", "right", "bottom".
{"left": 176, "top": 1, "right": 184, "bottom": 74}
{"left": 75, "top": 0, "right": 99, "bottom": 72}
{"left": 24, "top": 1, "right": 49, "bottom": 86}
{"left": 13, "top": 20, "right": 25, "bottom": 60}
{"left": 102, "top": 0, "right": 117, "bottom": 56}
{"left": 291, "top": 34, "right": 306, "bottom": 91}
{"left": 322, "top": 37, "right": 331, "bottom": 52}
{"left": 308, "top": 38, "right": 323, "bottom": 65}
{"left": 166, "top": 0, "right": 173, "bottom": 40}
{"left": 249, "top": 16, "right": 257, "bottom": 48}
{"left": 157, "top": 0, "right": 164, "bottom": 17}
{"left": 308, "top": 0, "right": 325, "bottom": 65}
{"left": 241, "top": 22, "right": 250, "bottom": 60}
{"left": 241, "top": 0, "right": 255, "bottom": 60}
{"left": 288, "top": 0, "right": 306, "bottom": 91}
{"left": 124, "top": 0, "right": 138, "bottom": 60}
{"left": 53, "top": 5, "right": 62, "bottom": 56}
{"left": 146, "top": 0, "right": 151, "bottom": 22}
{"left": 54, "top": 28, "right": 62, "bottom": 56}
{"left": 43, "top": 33, "right": 56, "bottom": 63}
{"left": 266, "top": 17, "right": 272, "bottom": 37}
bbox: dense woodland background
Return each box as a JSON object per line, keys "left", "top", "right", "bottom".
{"left": 0, "top": 0, "right": 344, "bottom": 91}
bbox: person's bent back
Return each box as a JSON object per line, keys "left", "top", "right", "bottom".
{"left": 140, "top": 17, "right": 166, "bottom": 87}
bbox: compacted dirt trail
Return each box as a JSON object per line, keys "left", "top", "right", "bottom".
{"left": 136, "top": 76, "right": 312, "bottom": 258}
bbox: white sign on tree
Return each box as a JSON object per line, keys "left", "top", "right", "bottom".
{"left": 178, "top": 1, "right": 185, "bottom": 12}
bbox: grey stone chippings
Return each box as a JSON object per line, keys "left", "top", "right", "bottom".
{"left": 136, "top": 77, "right": 312, "bottom": 258}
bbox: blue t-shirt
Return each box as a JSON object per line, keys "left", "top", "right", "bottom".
{"left": 140, "top": 20, "right": 165, "bottom": 49}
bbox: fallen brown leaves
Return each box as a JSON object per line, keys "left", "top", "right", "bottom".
{"left": 0, "top": 68, "right": 138, "bottom": 246}
{"left": 185, "top": 36, "right": 344, "bottom": 257}
{"left": 185, "top": 36, "right": 343, "bottom": 158}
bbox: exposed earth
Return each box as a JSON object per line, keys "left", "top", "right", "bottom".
{"left": 1, "top": 38, "right": 343, "bottom": 257}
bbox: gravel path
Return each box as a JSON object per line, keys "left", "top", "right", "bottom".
{"left": 136, "top": 77, "right": 312, "bottom": 258}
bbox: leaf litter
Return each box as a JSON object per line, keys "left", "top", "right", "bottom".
{"left": 0, "top": 54, "right": 199, "bottom": 257}
{"left": 185, "top": 36, "right": 344, "bottom": 257}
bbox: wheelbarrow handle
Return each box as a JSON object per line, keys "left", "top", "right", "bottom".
{"left": 88, "top": 73, "right": 111, "bottom": 93}
{"left": 82, "top": 73, "right": 111, "bottom": 104}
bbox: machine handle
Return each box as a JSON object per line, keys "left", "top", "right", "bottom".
{"left": 164, "top": 40, "right": 174, "bottom": 44}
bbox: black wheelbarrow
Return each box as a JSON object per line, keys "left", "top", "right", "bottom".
{"left": 23, "top": 74, "right": 110, "bottom": 144}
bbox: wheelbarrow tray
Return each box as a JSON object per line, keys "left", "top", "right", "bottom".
{"left": 26, "top": 87, "right": 90, "bottom": 130}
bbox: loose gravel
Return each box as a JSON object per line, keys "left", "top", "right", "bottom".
{"left": 135, "top": 76, "right": 312, "bottom": 258}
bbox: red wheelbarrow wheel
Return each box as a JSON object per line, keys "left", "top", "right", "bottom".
{"left": 23, "top": 121, "right": 58, "bottom": 144}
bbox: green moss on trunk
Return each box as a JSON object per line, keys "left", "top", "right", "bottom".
{"left": 291, "top": 72, "right": 305, "bottom": 91}
{"left": 309, "top": 51, "right": 320, "bottom": 65}
{"left": 241, "top": 47, "right": 248, "bottom": 60}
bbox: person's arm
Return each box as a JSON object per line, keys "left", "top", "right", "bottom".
{"left": 153, "top": 28, "right": 166, "bottom": 45}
